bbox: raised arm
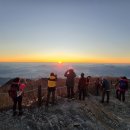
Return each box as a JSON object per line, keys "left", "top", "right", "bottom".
{"left": 64, "top": 70, "right": 69, "bottom": 77}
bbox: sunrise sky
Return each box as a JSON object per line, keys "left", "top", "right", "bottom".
{"left": 0, "top": 0, "right": 130, "bottom": 63}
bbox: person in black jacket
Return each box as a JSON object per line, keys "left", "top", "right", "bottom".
{"left": 78, "top": 73, "right": 86, "bottom": 100}
{"left": 64, "top": 69, "right": 76, "bottom": 99}
{"left": 101, "top": 77, "right": 110, "bottom": 103}
{"left": 95, "top": 78, "right": 101, "bottom": 96}
{"left": 8, "top": 77, "right": 23, "bottom": 116}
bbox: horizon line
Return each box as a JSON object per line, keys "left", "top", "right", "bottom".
{"left": 0, "top": 61, "right": 130, "bottom": 65}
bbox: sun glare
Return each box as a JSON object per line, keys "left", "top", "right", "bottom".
{"left": 58, "top": 61, "right": 62, "bottom": 64}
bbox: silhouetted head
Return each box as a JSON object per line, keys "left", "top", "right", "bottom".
{"left": 87, "top": 76, "right": 91, "bottom": 79}
{"left": 20, "top": 79, "right": 26, "bottom": 83}
{"left": 123, "top": 76, "right": 127, "bottom": 79}
{"left": 69, "top": 69, "right": 74, "bottom": 73}
{"left": 81, "top": 73, "right": 84, "bottom": 78}
{"left": 50, "top": 72, "right": 55, "bottom": 76}
{"left": 13, "top": 77, "right": 20, "bottom": 83}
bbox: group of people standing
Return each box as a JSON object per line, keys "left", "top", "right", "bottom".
{"left": 46, "top": 69, "right": 77, "bottom": 107}
{"left": 46, "top": 69, "right": 128, "bottom": 105}
{"left": 8, "top": 69, "right": 128, "bottom": 116}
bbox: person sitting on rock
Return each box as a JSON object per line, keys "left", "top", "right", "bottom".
{"left": 46, "top": 73, "right": 57, "bottom": 106}
{"left": 78, "top": 73, "right": 86, "bottom": 100}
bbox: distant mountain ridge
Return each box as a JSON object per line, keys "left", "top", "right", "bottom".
{"left": 0, "top": 63, "right": 130, "bottom": 79}
{"left": 0, "top": 78, "right": 11, "bottom": 87}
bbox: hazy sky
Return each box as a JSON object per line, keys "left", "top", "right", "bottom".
{"left": 0, "top": 0, "right": 130, "bottom": 63}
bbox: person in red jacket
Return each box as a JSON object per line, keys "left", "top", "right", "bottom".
{"left": 78, "top": 73, "right": 86, "bottom": 100}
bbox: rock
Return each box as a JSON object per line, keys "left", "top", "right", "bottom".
{"left": 0, "top": 96, "right": 130, "bottom": 130}
{"left": 73, "top": 123, "right": 81, "bottom": 127}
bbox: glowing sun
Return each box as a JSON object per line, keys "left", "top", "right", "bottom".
{"left": 58, "top": 61, "right": 62, "bottom": 64}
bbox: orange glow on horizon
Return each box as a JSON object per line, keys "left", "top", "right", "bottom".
{"left": 0, "top": 56, "right": 130, "bottom": 64}
{"left": 58, "top": 61, "right": 62, "bottom": 64}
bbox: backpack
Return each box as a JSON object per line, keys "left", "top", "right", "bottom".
{"left": 119, "top": 80, "right": 127, "bottom": 90}
{"left": 8, "top": 83, "right": 19, "bottom": 98}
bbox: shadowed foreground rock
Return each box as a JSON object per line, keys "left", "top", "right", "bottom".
{"left": 0, "top": 94, "right": 130, "bottom": 130}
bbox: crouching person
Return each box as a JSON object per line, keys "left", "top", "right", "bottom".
{"left": 46, "top": 73, "right": 57, "bottom": 106}
{"left": 78, "top": 73, "right": 86, "bottom": 100}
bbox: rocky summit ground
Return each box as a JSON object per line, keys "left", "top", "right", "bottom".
{"left": 0, "top": 94, "right": 130, "bottom": 130}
